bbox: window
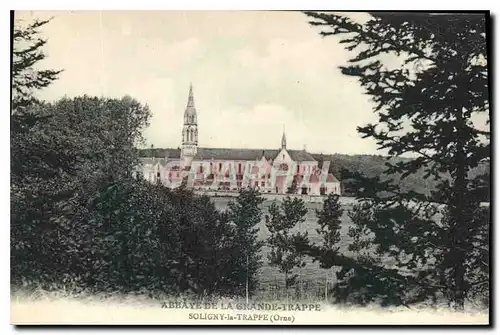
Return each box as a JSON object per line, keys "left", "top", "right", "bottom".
{"left": 283, "top": 154, "right": 285, "bottom": 159}
{"left": 261, "top": 181, "right": 265, "bottom": 187}
{"left": 297, "top": 164, "right": 300, "bottom": 173}
{"left": 238, "top": 163, "right": 242, "bottom": 174}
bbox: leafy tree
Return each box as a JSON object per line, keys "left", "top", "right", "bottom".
{"left": 265, "top": 197, "right": 309, "bottom": 296}
{"left": 226, "top": 188, "right": 265, "bottom": 298}
{"left": 303, "top": 11, "right": 489, "bottom": 309}
{"left": 11, "top": 95, "right": 153, "bottom": 288}
{"left": 10, "top": 16, "right": 239, "bottom": 300}
{"left": 160, "top": 186, "right": 237, "bottom": 298}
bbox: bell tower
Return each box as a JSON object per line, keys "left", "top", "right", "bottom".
{"left": 181, "top": 83, "right": 198, "bottom": 167}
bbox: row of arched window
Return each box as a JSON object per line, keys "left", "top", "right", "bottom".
{"left": 184, "top": 128, "right": 198, "bottom": 143}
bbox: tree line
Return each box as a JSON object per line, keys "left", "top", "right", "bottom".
{"left": 11, "top": 12, "right": 489, "bottom": 310}
{"left": 314, "top": 153, "right": 489, "bottom": 201}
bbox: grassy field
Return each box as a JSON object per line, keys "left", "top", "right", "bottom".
{"left": 212, "top": 197, "right": 357, "bottom": 300}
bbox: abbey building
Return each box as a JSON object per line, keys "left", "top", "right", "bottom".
{"left": 139, "top": 85, "right": 341, "bottom": 196}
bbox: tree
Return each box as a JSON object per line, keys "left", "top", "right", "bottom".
{"left": 226, "top": 188, "right": 265, "bottom": 299}
{"left": 265, "top": 197, "right": 309, "bottom": 298}
{"left": 10, "top": 15, "right": 238, "bottom": 300}
{"left": 315, "top": 194, "right": 344, "bottom": 301}
{"left": 10, "top": 15, "right": 77, "bottom": 286}
{"left": 11, "top": 95, "right": 153, "bottom": 288}
{"left": 12, "top": 14, "right": 62, "bottom": 114}
{"left": 316, "top": 194, "right": 343, "bottom": 252}
{"left": 10, "top": 14, "right": 71, "bottom": 183}
{"left": 303, "top": 12, "right": 489, "bottom": 309}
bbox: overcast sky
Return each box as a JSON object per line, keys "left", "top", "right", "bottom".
{"left": 18, "top": 10, "right": 385, "bottom": 155}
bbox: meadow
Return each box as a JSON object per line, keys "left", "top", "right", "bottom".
{"left": 212, "top": 197, "right": 358, "bottom": 301}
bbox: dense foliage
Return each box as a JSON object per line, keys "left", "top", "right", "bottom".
{"left": 10, "top": 16, "right": 263, "bottom": 299}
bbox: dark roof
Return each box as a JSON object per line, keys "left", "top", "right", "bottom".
{"left": 194, "top": 148, "right": 277, "bottom": 161}
{"left": 139, "top": 148, "right": 181, "bottom": 159}
{"left": 193, "top": 148, "right": 316, "bottom": 162}
{"left": 287, "top": 150, "right": 317, "bottom": 162}
{"left": 139, "top": 147, "right": 316, "bottom": 162}
{"left": 139, "top": 157, "right": 182, "bottom": 167}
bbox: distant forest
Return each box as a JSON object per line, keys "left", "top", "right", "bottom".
{"left": 313, "top": 153, "right": 490, "bottom": 201}
{"left": 138, "top": 149, "right": 490, "bottom": 201}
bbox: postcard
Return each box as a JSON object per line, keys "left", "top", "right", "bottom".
{"left": 10, "top": 10, "right": 490, "bottom": 326}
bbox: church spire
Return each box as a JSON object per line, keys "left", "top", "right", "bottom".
{"left": 181, "top": 83, "right": 198, "bottom": 166}
{"left": 281, "top": 126, "right": 287, "bottom": 150}
{"left": 184, "top": 83, "right": 197, "bottom": 124}
{"left": 187, "top": 83, "right": 195, "bottom": 107}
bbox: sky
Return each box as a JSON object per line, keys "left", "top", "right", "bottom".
{"left": 17, "top": 10, "right": 384, "bottom": 155}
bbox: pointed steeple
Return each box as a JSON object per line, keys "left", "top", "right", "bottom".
{"left": 187, "top": 83, "right": 195, "bottom": 107}
{"left": 184, "top": 83, "right": 197, "bottom": 125}
{"left": 181, "top": 83, "right": 199, "bottom": 165}
{"left": 281, "top": 125, "right": 287, "bottom": 150}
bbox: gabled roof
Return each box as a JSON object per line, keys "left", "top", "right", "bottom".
{"left": 288, "top": 150, "right": 316, "bottom": 162}
{"left": 138, "top": 147, "right": 317, "bottom": 162}
{"left": 193, "top": 148, "right": 316, "bottom": 162}
{"left": 194, "top": 148, "right": 278, "bottom": 161}
{"left": 327, "top": 174, "right": 340, "bottom": 183}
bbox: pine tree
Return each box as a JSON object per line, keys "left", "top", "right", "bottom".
{"left": 11, "top": 14, "right": 72, "bottom": 286}
{"left": 303, "top": 12, "right": 490, "bottom": 309}
{"left": 12, "top": 14, "right": 62, "bottom": 121}
{"left": 265, "top": 197, "right": 309, "bottom": 298}
{"left": 226, "top": 188, "right": 265, "bottom": 298}
{"left": 315, "top": 194, "right": 344, "bottom": 301}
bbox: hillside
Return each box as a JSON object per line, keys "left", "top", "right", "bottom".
{"left": 312, "top": 153, "right": 490, "bottom": 199}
